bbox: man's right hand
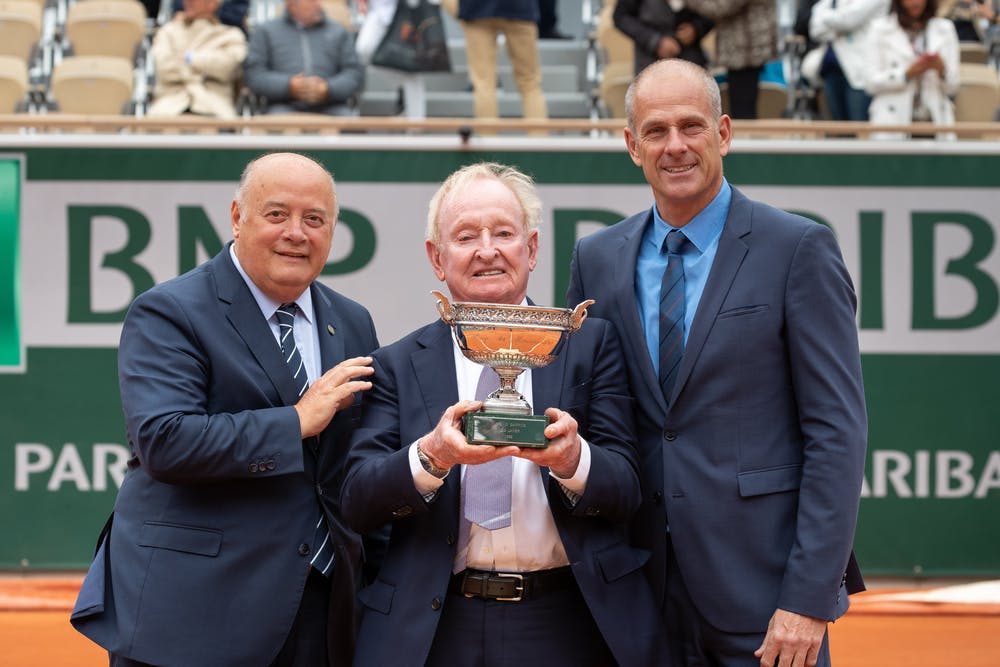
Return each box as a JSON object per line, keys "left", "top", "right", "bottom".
{"left": 295, "top": 356, "right": 374, "bottom": 438}
{"left": 289, "top": 73, "right": 311, "bottom": 101}
{"left": 419, "top": 401, "right": 519, "bottom": 472}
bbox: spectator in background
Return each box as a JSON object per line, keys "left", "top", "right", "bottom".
{"left": 684, "top": 0, "right": 778, "bottom": 118}
{"left": 868, "top": 0, "right": 960, "bottom": 138}
{"left": 613, "top": 0, "right": 714, "bottom": 74}
{"left": 805, "top": 0, "right": 889, "bottom": 120}
{"left": 457, "top": 0, "right": 548, "bottom": 128}
{"left": 172, "top": 0, "right": 249, "bottom": 31}
{"left": 939, "top": 0, "right": 998, "bottom": 42}
{"left": 147, "top": 0, "right": 247, "bottom": 118}
{"left": 355, "top": 0, "right": 428, "bottom": 119}
{"left": 244, "top": 0, "right": 364, "bottom": 115}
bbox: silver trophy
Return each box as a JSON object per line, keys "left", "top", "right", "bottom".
{"left": 433, "top": 290, "right": 595, "bottom": 448}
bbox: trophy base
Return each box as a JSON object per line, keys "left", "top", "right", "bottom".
{"left": 463, "top": 412, "right": 549, "bottom": 448}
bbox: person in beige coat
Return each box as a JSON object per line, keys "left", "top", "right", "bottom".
{"left": 148, "top": 0, "right": 248, "bottom": 118}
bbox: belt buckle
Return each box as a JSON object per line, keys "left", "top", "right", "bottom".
{"left": 493, "top": 573, "right": 524, "bottom": 602}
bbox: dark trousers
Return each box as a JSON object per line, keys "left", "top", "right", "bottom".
{"left": 538, "top": 0, "right": 558, "bottom": 34}
{"left": 662, "top": 534, "right": 831, "bottom": 667}
{"left": 425, "top": 584, "right": 616, "bottom": 667}
{"left": 822, "top": 67, "right": 871, "bottom": 121}
{"left": 271, "top": 566, "right": 331, "bottom": 667}
{"left": 727, "top": 66, "right": 763, "bottom": 120}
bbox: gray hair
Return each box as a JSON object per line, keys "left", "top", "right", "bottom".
{"left": 425, "top": 162, "right": 542, "bottom": 246}
{"left": 625, "top": 59, "right": 723, "bottom": 133}
{"left": 234, "top": 152, "right": 338, "bottom": 221}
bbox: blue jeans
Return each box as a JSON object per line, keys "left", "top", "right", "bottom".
{"left": 822, "top": 66, "right": 871, "bottom": 121}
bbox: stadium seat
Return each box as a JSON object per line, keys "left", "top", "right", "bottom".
{"left": 0, "top": 0, "right": 42, "bottom": 62}
{"left": 954, "top": 62, "right": 1000, "bottom": 122}
{"left": 49, "top": 55, "right": 134, "bottom": 114}
{"left": 0, "top": 54, "right": 29, "bottom": 112}
{"left": 64, "top": 0, "right": 146, "bottom": 61}
{"left": 959, "top": 42, "right": 989, "bottom": 65}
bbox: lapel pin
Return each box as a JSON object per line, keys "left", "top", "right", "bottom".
{"left": 327, "top": 324, "right": 336, "bottom": 336}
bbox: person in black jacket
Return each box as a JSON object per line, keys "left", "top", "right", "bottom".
{"left": 613, "top": 0, "right": 713, "bottom": 74}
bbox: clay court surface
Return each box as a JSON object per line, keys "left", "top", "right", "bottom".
{"left": 1, "top": 576, "right": 998, "bottom": 666}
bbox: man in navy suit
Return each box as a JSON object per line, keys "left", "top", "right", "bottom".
{"left": 567, "top": 59, "right": 868, "bottom": 667}
{"left": 340, "top": 162, "right": 667, "bottom": 666}
{"left": 71, "top": 153, "right": 378, "bottom": 667}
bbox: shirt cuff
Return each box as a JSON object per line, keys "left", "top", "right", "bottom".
{"left": 550, "top": 436, "right": 591, "bottom": 505}
{"left": 409, "top": 440, "right": 446, "bottom": 500}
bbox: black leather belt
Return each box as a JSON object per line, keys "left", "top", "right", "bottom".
{"left": 448, "top": 566, "right": 575, "bottom": 602}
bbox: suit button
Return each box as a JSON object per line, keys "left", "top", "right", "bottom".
{"left": 584, "top": 506, "right": 600, "bottom": 516}
{"left": 663, "top": 430, "right": 677, "bottom": 441}
{"left": 652, "top": 491, "right": 663, "bottom": 505}
{"left": 431, "top": 597, "right": 442, "bottom": 610}
{"left": 446, "top": 533, "right": 456, "bottom": 545}
{"left": 249, "top": 462, "right": 259, "bottom": 473}
{"left": 298, "top": 543, "right": 310, "bottom": 556}
{"left": 265, "top": 460, "right": 276, "bottom": 471}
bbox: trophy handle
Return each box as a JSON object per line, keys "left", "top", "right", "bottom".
{"left": 569, "top": 299, "right": 596, "bottom": 331}
{"left": 432, "top": 290, "right": 454, "bottom": 323}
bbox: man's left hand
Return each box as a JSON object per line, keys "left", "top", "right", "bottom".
{"left": 754, "top": 608, "right": 827, "bottom": 667}
{"left": 514, "top": 408, "right": 581, "bottom": 479}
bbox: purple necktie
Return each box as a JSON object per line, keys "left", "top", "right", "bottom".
{"left": 462, "top": 366, "right": 512, "bottom": 530}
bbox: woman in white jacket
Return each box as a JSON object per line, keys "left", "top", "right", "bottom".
{"left": 867, "top": 0, "right": 960, "bottom": 138}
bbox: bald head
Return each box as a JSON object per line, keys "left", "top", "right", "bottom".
{"left": 626, "top": 59, "right": 723, "bottom": 133}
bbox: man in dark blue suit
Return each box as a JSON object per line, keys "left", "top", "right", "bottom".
{"left": 71, "top": 152, "right": 379, "bottom": 667}
{"left": 567, "top": 60, "right": 868, "bottom": 667}
{"left": 340, "top": 162, "right": 667, "bottom": 666}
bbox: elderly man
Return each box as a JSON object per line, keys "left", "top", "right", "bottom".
{"left": 244, "top": 0, "right": 364, "bottom": 115}
{"left": 71, "top": 153, "right": 378, "bottom": 667}
{"left": 148, "top": 0, "right": 247, "bottom": 118}
{"left": 340, "top": 162, "right": 666, "bottom": 667}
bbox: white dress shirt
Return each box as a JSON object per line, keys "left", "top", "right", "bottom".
{"left": 230, "top": 245, "right": 320, "bottom": 383}
{"left": 408, "top": 333, "right": 593, "bottom": 573}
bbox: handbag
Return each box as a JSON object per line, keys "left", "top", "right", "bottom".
{"left": 371, "top": 0, "right": 452, "bottom": 73}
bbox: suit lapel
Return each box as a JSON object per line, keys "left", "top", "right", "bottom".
{"left": 613, "top": 211, "right": 669, "bottom": 420}
{"left": 213, "top": 247, "right": 300, "bottom": 407}
{"left": 412, "top": 321, "right": 459, "bottom": 435}
{"left": 531, "top": 342, "right": 567, "bottom": 479}
{"left": 312, "top": 285, "right": 346, "bottom": 373}
{"left": 672, "top": 188, "right": 752, "bottom": 402}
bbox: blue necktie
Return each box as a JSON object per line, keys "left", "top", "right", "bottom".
{"left": 659, "top": 231, "right": 688, "bottom": 405}
{"left": 276, "top": 303, "right": 334, "bottom": 576}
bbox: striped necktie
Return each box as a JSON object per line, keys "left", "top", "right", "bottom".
{"left": 276, "top": 303, "right": 334, "bottom": 576}
{"left": 275, "top": 303, "right": 308, "bottom": 399}
{"left": 659, "top": 230, "right": 688, "bottom": 405}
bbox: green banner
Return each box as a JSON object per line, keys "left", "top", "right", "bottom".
{"left": 1, "top": 141, "right": 997, "bottom": 576}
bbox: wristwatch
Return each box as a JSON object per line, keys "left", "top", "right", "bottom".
{"left": 417, "top": 442, "right": 449, "bottom": 479}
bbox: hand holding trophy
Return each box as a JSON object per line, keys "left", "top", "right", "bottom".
{"left": 433, "top": 290, "right": 595, "bottom": 448}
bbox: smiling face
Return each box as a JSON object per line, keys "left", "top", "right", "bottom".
{"left": 426, "top": 176, "right": 538, "bottom": 305}
{"left": 231, "top": 153, "right": 335, "bottom": 303}
{"left": 625, "top": 63, "right": 731, "bottom": 226}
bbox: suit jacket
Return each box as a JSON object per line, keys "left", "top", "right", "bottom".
{"left": 567, "top": 187, "right": 867, "bottom": 634}
{"left": 340, "top": 316, "right": 667, "bottom": 666}
{"left": 71, "top": 245, "right": 379, "bottom": 666}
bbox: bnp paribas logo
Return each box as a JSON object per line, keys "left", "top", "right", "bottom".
{"left": 0, "top": 158, "right": 20, "bottom": 371}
